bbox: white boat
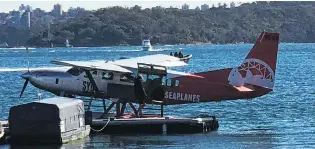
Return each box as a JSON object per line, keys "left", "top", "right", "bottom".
{"left": 65, "top": 39, "right": 73, "bottom": 48}
{"left": 142, "top": 39, "right": 152, "bottom": 51}
{"left": 0, "top": 42, "right": 8, "bottom": 48}
{"left": 180, "top": 54, "right": 192, "bottom": 63}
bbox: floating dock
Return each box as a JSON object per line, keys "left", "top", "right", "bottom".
{"left": 83, "top": 99, "right": 219, "bottom": 134}
{"left": 0, "top": 98, "right": 219, "bottom": 145}
{"left": 88, "top": 112, "right": 219, "bottom": 134}
{"left": 0, "top": 113, "right": 218, "bottom": 142}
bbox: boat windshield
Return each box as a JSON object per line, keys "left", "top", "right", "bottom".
{"left": 143, "top": 41, "right": 150, "bottom": 45}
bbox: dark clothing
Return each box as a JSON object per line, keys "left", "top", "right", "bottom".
{"left": 170, "top": 52, "right": 173, "bottom": 56}
{"left": 151, "top": 85, "right": 165, "bottom": 101}
{"left": 174, "top": 52, "right": 178, "bottom": 57}
{"left": 134, "top": 77, "right": 146, "bottom": 104}
{"left": 178, "top": 52, "right": 183, "bottom": 58}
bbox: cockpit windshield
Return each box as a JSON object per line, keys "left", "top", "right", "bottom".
{"left": 67, "top": 67, "right": 84, "bottom": 76}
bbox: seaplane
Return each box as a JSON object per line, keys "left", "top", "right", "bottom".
{"left": 18, "top": 32, "right": 280, "bottom": 118}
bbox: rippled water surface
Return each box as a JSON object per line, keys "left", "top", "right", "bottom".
{"left": 1, "top": 43, "right": 315, "bottom": 149}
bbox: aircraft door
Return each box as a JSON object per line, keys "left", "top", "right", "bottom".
{"left": 145, "top": 75, "right": 166, "bottom": 102}
{"left": 137, "top": 63, "right": 167, "bottom": 103}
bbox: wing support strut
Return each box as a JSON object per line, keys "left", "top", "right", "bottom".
{"left": 84, "top": 70, "right": 100, "bottom": 94}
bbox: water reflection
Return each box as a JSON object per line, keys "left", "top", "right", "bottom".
{"left": 9, "top": 137, "right": 89, "bottom": 149}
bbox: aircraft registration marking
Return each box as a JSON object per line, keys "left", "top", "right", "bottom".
{"left": 164, "top": 91, "right": 200, "bottom": 102}
{"left": 82, "top": 81, "right": 95, "bottom": 92}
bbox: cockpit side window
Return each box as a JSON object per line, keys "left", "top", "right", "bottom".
{"left": 120, "top": 73, "right": 135, "bottom": 83}
{"left": 92, "top": 71, "right": 97, "bottom": 76}
{"left": 84, "top": 70, "right": 98, "bottom": 78}
{"left": 67, "top": 68, "right": 83, "bottom": 76}
{"left": 102, "top": 72, "right": 114, "bottom": 80}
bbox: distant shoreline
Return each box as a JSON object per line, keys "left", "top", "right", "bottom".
{"left": 1, "top": 42, "right": 312, "bottom": 50}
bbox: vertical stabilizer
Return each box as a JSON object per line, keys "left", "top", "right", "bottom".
{"left": 228, "top": 32, "right": 280, "bottom": 89}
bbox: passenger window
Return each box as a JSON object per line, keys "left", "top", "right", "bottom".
{"left": 146, "top": 75, "right": 159, "bottom": 84}
{"left": 162, "top": 77, "right": 166, "bottom": 85}
{"left": 120, "top": 73, "right": 135, "bottom": 83}
{"left": 167, "top": 79, "right": 172, "bottom": 86}
{"left": 102, "top": 72, "right": 114, "bottom": 80}
{"left": 148, "top": 75, "right": 160, "bottom": 80}
{"left": 55, "top": 78, "right": 59, "bottom": 84}
{"left": 175, "top": 80, "right": 179, "bottom": 87}
{"left": 92, "top": 71, "right": 97, "bottom": 76}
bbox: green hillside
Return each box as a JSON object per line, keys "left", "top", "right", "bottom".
{"left": 3, "top": 1, "right": 315, "bottom": 47}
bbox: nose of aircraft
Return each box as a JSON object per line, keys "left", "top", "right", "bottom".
{"left": 21, "top": 72, "right": 30, "bottom": 80}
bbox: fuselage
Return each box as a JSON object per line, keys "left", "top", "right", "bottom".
{"left": 21, "top": 66, "right": 272, "bottom": 105}
{"left": 20, "top": 31, "right": 279, "bottom": 105}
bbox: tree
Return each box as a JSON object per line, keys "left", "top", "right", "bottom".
{"left": 20, "top": 1, "right": 315, "bottom": 47}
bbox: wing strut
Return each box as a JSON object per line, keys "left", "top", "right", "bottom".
{"left": 84, "top": 70, "right": 100, "bottom": 94}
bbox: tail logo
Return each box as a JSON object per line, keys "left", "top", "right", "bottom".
{"left": 228, "top": 58, "right": 275, "bottom": 89}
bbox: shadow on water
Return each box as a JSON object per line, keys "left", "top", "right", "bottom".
{"left": 85, "top": 131, "right": 277, "bottom": 149}
{"left": 1, "top": 131, "right": 278, "bottom": 149}
{"left": 10, "top": 144, "right": 62, "bottom": 149}
{"left": 8, "top": 137, "right": 90, "bottom": 149}
{"left": 86, "top": 134, "right": 177, "bottom": 148}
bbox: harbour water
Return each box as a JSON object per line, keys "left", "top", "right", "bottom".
{"left": 0, "top": 43, "right": 315, "bottom": 148}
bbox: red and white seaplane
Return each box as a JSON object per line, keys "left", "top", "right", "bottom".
{"left": 19, "top": 32, "right": 280, "bottom": 118}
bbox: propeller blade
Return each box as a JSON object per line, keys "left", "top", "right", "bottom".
{"left": 26, "top": 46, "right": 30, "bottom": 72}
{"left": 20, "top": 79, "right": 29, "bottom": 98}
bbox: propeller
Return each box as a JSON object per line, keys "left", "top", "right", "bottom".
{"left": 20, "top": 46, "right": 30, "bottom": 98}
{"left": 26, "top": 46, "right": 30, "bottom": 72}
{"left": 19, "top": 79, "right": 29, "bottom": 98}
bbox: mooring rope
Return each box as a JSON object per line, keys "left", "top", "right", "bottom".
{"left": 90, "top": 118, "right": 111, "bottom": 132}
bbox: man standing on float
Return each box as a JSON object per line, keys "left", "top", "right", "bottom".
{"left": 134, "top": 75, "right": 147, "bottom": 117}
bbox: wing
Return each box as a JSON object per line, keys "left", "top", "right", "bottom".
{"left": 50, "top": 60, "right": 132, "bottom": 73}
{"left": 167, "top": 70, "right": 204, "bottom": 79}
{"left": 110, "top": 54, "right": 187, "bottom": 69}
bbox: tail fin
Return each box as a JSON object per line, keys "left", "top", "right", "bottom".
{"left": 228, "top": 32, "right": 280, "bottom": 89}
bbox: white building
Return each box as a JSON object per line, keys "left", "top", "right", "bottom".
{"left": 201, "top": 4, "right": 209, "bottom": 10}
{"left": 230, "top": 2, "right": 236, "bottom": 8}
{"left": 21, "top": 11, "right": 30, "bottom": 28}
{"left": 53, "top": 4, "right": 62, "bottom": 17}
{"left": 182, "top": 3, "right": 189, "bottom": 10}
{"left": 10, "top": 10, "right": 21, "bottom": 28}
